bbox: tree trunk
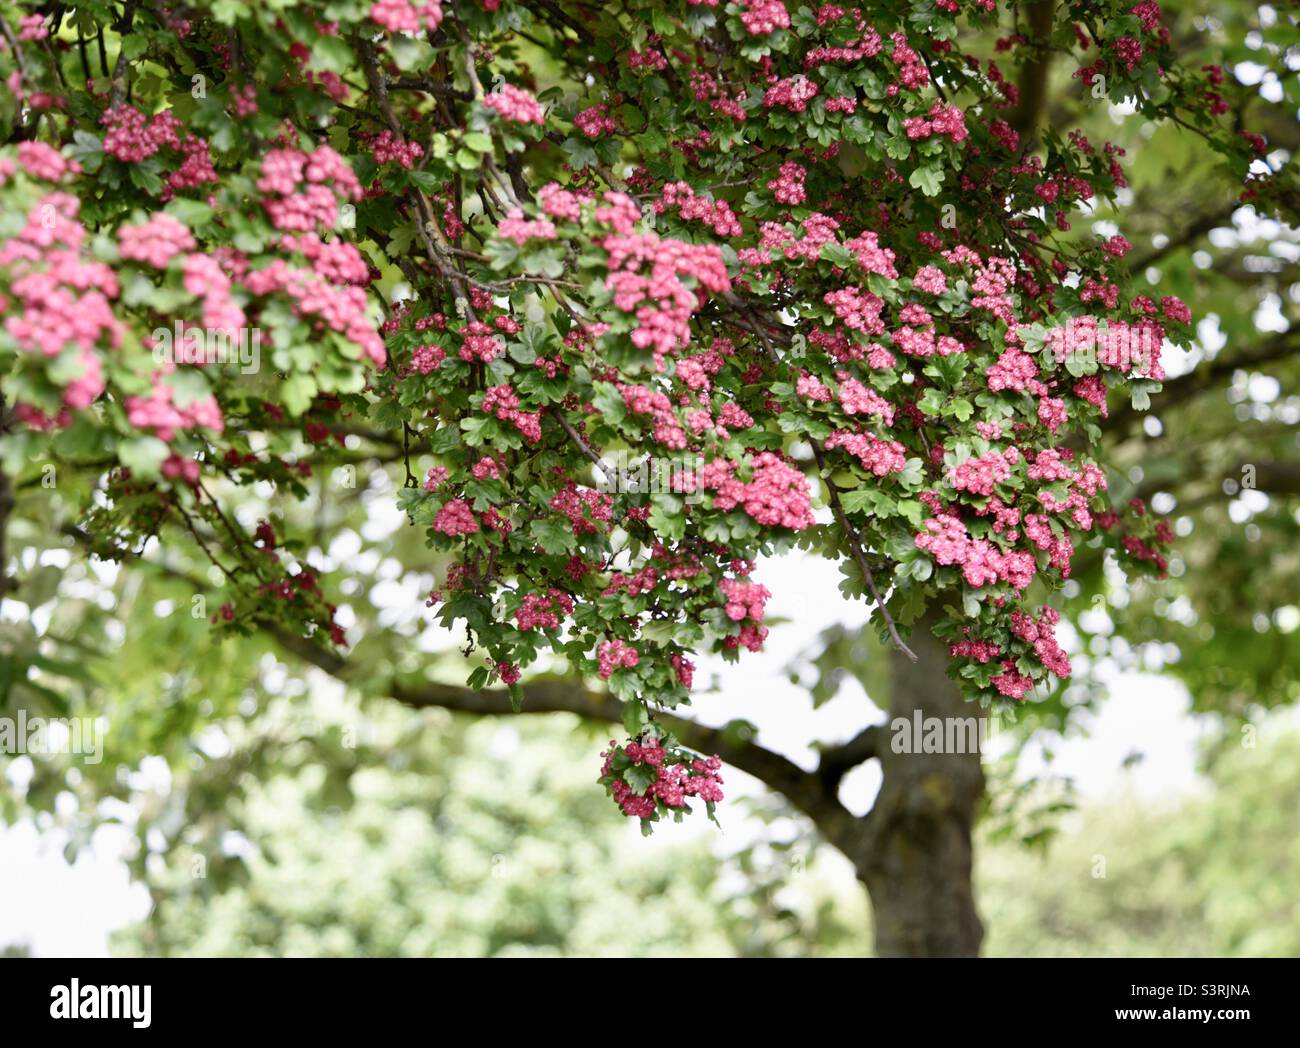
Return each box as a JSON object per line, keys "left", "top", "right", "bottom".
{"left": 852, "top": 611, "right": 986, "bottom": 956}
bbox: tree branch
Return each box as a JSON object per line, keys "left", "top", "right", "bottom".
{"left": 108, "top": 0, "right": 140, "bottom": 107}
{"left": 1105, "top": 329, "right": 1299, "bottom": 435}
{"left": 1241, "top": 461, "right": 1300, "bottom": 496}
{"left": 265, "top": 618, "right": 849, "bottom": 831}
{"left": 817, "top": 723, "right": 886, "bottom": 791}
{"left": 549, "top": 407, "right": 614, "bottom": 483}
{"left": 1010, "top": 0, "right": 1057, "bottom": 144}
{"left": 1127, "top": 202, "right": 1239, "bottom": 273}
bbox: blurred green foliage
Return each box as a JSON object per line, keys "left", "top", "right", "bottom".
{"left": 108, "top": 708, "right": 864, "bottom": 957}
{"left": 982, "top": 726, "right": 1300, "bottom": 957}
{"left": 107, "top": 718, "right": 1299, "bottom": 958}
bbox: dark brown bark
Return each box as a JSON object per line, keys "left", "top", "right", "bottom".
{"left": 1010, "top": 0, "right": 1057, "bottom": 145}
{"left": 850, "top": 611, "right": 986, "bottom": 956}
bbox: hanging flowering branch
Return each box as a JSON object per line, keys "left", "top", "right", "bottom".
{"left": 0, "top": 0, "right": 1290, "bottom": 828}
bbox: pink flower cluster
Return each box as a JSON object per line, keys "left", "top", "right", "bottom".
{"left": 654, "top": 182, "right": 742, "bottom": 237}
{"left": 516, "top": 589, "right": 576, "bottom": 630}
{"left": 597, "top": 639, "right": 640, "bottom": 679}
{"left": 1010, "top": 606, "right": 1071, "bottom": 679}
{"left": 433, "top": 498, "right": 479, "bottom": 536}
{"left": 825, "top": 430, "right": 907, "bottom": 476}
{"left": 484, "top": 84, "right": 545, "bottom": 125}
{"left": 538, "top": 182, "right": 583, "bottom": 222}
{"left": 825, "top": 286, "right": 886, "bottom": 334}
{"left": 282, "top": 233, "right": 370, "bottom": 286}
{"left": 838, "top": 375, "right": 895, "bottom": 423}
{"left": 458, "top": 320, "right": 505, "bottom": 363}
{"left": 603, "top": 229, "right": 731, "bottom": 365}
{"left": 987, "top": 347, "right": 1040, "bottom": 393}
{"left": 767, "top": 161, "right": 807, "bottom": 206}
{"left": 181, "top": 253, "right": 246, "bottom": 334}
{"left": 719, "top": 576, "right": 770, "bottom": 623}
{"left": 764, "top": 75, "right": 819, "bottom": 112}
{"left": 125, "top": 378, "right": 224, "bottom": 441}
{"left": 889, "top": 31, "right": 930, "bottom": 90}
{"left": 621, "top": 382, "right": 688, "bottom": 449}
{"left": 550, "top": 483, "right": 614, "bottom": 534}
{"left": 912, "top": 265, "right": 947, "bottom": 295}
{"left": 1, "top": 195, "right": 122, "bottom": 364}
{"left": 242, "top": 256, "right": 384, "bottom": 366}
{"left": 256, "top": 145, "right": 363, "bottom": 233}
{"left": 947, "top": 450, "right": 1012, "bottom": 497}
{"left": 602, "top": 738, "right": 724, "bottom": 819}
{"left": 481, "top": 384, "right": 542, "bottom": 442}
{"left": 1045, "top": 316, "right": 1166, "bottom": 380}
{"left": 949, "top": 637, "right": 1002, "bottom": 663}
{"left": 117, "top": 214, "right": 196, "bottom": 268}
{"left": 16, "top": 141, "right": 77, "bottom": 182}
{"left": 101, "top": 106, "right": 178, "bottom": 163}
{"left": 370, "top": 130, "right": 423, "bottom": 169}
{"left": 697, "top": 452, "right": 816, "bottom": 532}
{"left": 846, "top": 231, "right": 899, "bottom": 279}
{"left": 229, "top": 84, "right": 259, "bottom": 118}
{"left": 992, "top": 662, "right": 1034, "bottom": 700}
{"left": 369, "top": 0, "right": 443, "bottom": 33}
{"left": 914, "top": 513, "right": 1036, "bottom": 591}
{"left": 17, "top": 13, "right": 47, "bottom": 40}
{"left": 574, "top": 105, "right": 617, "bottom": 139}
{"left": 498, "top": 207, "right": 558, "bottom": 246}
{"left": 411, "top": 344, "right": 447, "bottom": 373}
{"left": 797, "top": 371, "right": 832, "bottom": 401}
{"left": 902, "top": 102, "right": 969, "bottom": 143}
{"left": 472, "top": 456, "right": 500, "bottom": 480}
{"left": 739, "top": 0, "right": 790, "bottom": 35}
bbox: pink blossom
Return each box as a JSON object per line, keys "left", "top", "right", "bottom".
{"left": 597, "top": 639, "right": 639, "bottom": 679}
{"left": 433, "top": 499, "right": 479, "bottom": 536}
{"left": 117, "top": 214, "right": 196, "bottom": 268}
{"left": 484, "top": 84, "right": 546, "bottom": 125}
{"left": 912, "top": 265, "right": 947, "bottom": 295}
{"left": 739, "top": 0, "right": 790, "bottom": 35}
{"left": 370, "top": 0, "right": 443, "bottom": 33}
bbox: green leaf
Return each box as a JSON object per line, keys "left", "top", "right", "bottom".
{"left": 128, "top": 165, "right": 164, "bottom": 196}
{"left": 23, "top": 565, "right": 63, "bottom": 608}
{"left": 529, "top": 517, "right": 574, "bottom": 556}
{"left": 281, "top": 373, "right": 317, "bottom": 417}
{"left": 840, "top": 487, "right": 894, "bottom": 517}
{"left": 908, "top": 164, "right": 944, "bottom": 197}
{"left": 118, "top": 436, "right": 170, "bottom": 480}
{"left": 165, "top": 368, "right": 212, "bottom": 409}
{"left": 648, "top": 500, "right": 685, "bottom": 542}
{"left": 623, "top": 701, "right": 646, "bottom": 737}
{"left": 165, "top": 199, "right": 213, "bottom": 228}
{"left": 210, "top": 0, "right": 250, "bottom": 24}
{"left": 120, "top": 35, "right": 149, "bottom": 60}
{"left": 624, "top": 763, "right": 656, "bottom": 793}
{"left": 310, "top": 37, "right": 355, "bottom": 75}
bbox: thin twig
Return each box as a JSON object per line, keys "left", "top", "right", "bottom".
{"left": 549, "top": 407, "right": 613, "bottom": 482}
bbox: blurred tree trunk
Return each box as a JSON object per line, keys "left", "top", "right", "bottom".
{"left": 850, "top": 610, "right": 986, "bottom": 956}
